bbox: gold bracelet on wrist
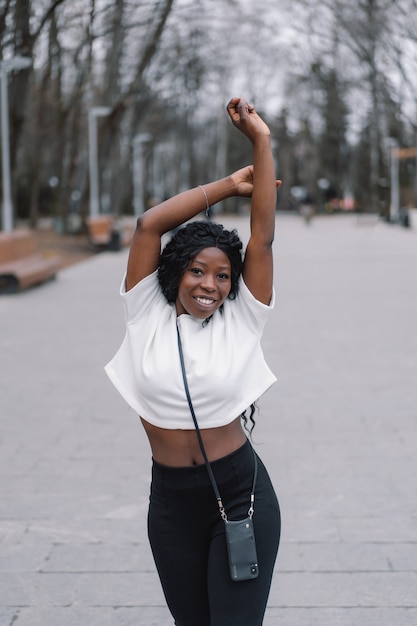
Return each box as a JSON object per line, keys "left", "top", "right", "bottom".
{"left": 198, "top": 185, "right": 210, "bottom": 217}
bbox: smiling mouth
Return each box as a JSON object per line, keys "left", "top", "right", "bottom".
{"left": 194, "top": 296, "right": 216, "bottom": 306}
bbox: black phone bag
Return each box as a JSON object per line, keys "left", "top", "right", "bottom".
{"left": 177, "top": 324, "right": 259, "bottom": 582}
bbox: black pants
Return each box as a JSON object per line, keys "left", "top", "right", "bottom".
{"left": 148, "top": 440, "right": 281, "bottom": 626}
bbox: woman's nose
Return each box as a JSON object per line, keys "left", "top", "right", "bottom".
{"left": 201, "top": 274, "right": 216, "bottom": 290}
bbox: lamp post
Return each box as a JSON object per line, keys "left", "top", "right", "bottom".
{"left": 387, "top": 138, "right": 400, "bottom": 222}
{"left": 1, "top": 55, "right": 32, "bottom": 232}
{"left": 88, "top": 106, "right": 112, "bottom": 217}
{"left": 133, "top": 133, "right": 151, "bottom": 218}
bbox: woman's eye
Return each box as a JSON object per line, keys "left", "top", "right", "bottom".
{"left": 218, "top": 273, "right": 230, "bottom": 280}
{"left": 190, "top": 268, "right": 203, "bottom": 275}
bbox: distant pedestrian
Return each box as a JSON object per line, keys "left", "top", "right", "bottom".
{"left": 105, "top": 97, "right": 281, "bottom": 625}
{"left": 300, "top": 192, "right": 315, "bottom": 225}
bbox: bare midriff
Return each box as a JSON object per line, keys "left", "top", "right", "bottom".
{"left": 140, "top": 416, "right": 247, "bottom": 467}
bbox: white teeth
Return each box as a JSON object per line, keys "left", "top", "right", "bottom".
{"left": 196, "top": 297, "right": 214, "bottom": 305}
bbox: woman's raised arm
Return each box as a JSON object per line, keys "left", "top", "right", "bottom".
{"left": 226, "top": 98, "right": 279, "bottom": 305}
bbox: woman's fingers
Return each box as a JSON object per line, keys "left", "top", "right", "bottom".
{"left": 227, "top": 97, "right": 271, "bottom": 139}
{"left": 227, "top": 97, "right": 242, "bottom": 123}
{"left": 227, "top": 97, "right": 260, "bottom": 132}
{"left": 227, "top": 97, "right": 250, "bottom": 123}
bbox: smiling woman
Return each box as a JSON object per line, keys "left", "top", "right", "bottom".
{"left": 158, "top": 220, "right": 244, "bottom": 305}
{"left": 175, "top": 247, "right": 232, "bottom": 317}
{"left": 105, "top": 97, "right": 281, "bottom": 626}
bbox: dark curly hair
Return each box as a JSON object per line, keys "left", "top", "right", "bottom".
{"left": 158, "top": 221, "right": 243, "bottom": 304}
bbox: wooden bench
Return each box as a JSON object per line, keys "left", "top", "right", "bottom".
{"left": 0, "top": 229, "right": 61, "bottom": 294}
{"left": 85, "top": 216, "right": 133, "bottom": 251}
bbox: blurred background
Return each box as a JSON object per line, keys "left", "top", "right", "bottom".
{"left": 1, "top": 0, "right": 417, "bottom": 233}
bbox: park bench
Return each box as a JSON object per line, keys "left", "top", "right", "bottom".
{"left": 0, "top": 229, "right": 61, "bottom": 294}
{"left": 85, "top": 216, "right": 133, "bottom": 251}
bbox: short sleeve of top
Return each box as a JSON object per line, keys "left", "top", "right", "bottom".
{"left": 105, "top": 271, "right": 277, "bottom": 429}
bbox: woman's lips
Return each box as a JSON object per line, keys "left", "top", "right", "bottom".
{"left": 194, "top": 296, "right": 216, "bottom": 306}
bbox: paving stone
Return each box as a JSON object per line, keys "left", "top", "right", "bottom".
{"left": 11, "top": 606, "right": 173, "bottom": 626}
{"left": 268, "top": 571, "right": 417, "bottom": 607}
{"left": 22, "top": 517, "right": 149, "bottom": 544}
{"left": 0, "top": 608, "right": 18, "bottom": 626}
{"left": 278, "top": 541, "right": 395, "bottom": 572}
{"left": 0, "top": 571, "right": 166, "bottom": 606}
{"left": 337, "top": 516, "right": 417, "bottom": 543}
{"left": 0, "top": 544, "right": 51, "bottom": 572}
{"left": 264, "top": 607, "right": 417, "bottom": 626}
{"left": 43, "top": 542, "right": 156, "bottom": 572}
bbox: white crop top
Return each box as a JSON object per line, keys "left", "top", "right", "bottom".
{"left": 105, "top": 270, "right": 277, "bottom": 429}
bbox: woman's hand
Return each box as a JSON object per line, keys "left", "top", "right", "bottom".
{"left": 227, "top": 97, "right": 271, "bottom": 142}
{"left": 230, "top": 165, "right": 281, "bottom": 198}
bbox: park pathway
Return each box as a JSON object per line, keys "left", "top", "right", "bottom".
{"left": 1, "top": 213, "right": 416, "bottom": 625}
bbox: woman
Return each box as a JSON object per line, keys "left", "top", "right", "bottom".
{"left": 105, "top": 97, "right": 281, "bottom": 626}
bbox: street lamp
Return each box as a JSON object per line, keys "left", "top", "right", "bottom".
{"left": 88, "top": 106, "right": 112, "bottom": 217}
{"left": 387, "top": 138, "right": 400, "bottom": 222}
{"left": 133, "top": 133, "right": 151, "bottom": 218}
{"left": 1, "top": 55, "right": 32, "bottom": 232}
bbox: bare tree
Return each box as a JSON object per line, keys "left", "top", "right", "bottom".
{"left": 278, "top": 0, "right": 417, "bottom": 211}
{"left": 5, "top": 0, "right": 416, "bottom": 229}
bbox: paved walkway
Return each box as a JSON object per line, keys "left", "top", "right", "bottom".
{"left": 1, "top": 214, "right": 416, "bottom": 626}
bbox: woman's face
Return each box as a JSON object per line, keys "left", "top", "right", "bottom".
{"left": 175, "top": 247, "right": 232, "bottom": 318}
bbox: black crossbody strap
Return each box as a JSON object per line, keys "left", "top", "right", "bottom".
{"left": 176, "top": 322, "right": 257, "bottom": 521}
